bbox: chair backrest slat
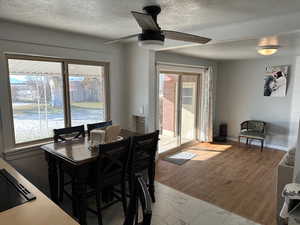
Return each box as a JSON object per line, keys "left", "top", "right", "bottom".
{"left": 130, "top": 131, "right": 159, "bottom": 173}
{"left": 96, "top": 138, "right": 131, "bottom": 189}
{"left": 240, "top": 120, "right": 266, "bottom": 133}
{"left": 53, "top": 125, "right": 85, "bottom": 143}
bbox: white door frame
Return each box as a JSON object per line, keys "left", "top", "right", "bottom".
{"left": 155, "top": 63, "right": 204, "bottom": 153}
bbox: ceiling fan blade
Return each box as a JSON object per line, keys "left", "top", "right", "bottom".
{"left": 163, "top": 30, "right": 211, "bottom": 44}
{"left": 131, "top": 11, "right": 160, "bottom": 31}
{"left": 104, "top": 34, "right": 139, "bottom": 44}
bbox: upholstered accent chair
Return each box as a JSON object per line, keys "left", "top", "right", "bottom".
{"left": 238, "top": 120, "right": 266, "bottom": 151}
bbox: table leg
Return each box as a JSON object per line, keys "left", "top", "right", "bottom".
{"left": 73, "top": 175, "right": 87, "bottom": 225}
{"left": 72, "top": 178, "right": 78, "bottom": 218}
{"left": 46, "top": 153, "right": 59, "bottom": 204}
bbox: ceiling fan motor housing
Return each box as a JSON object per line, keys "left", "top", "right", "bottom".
{"left": 143, "top": 5, "right": 161, "bottom": 23}
{"left": 138, "top": 31, "right": 165, "bottom": 42}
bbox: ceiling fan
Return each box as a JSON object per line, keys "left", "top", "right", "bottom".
{"left": 105, "top": 5, "right": 211, "bottom": 49}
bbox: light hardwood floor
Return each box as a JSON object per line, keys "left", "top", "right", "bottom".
{"left": 156, "top": 141, "right": 285, "bottom": 225}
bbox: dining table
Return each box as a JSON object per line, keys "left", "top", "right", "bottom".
{"left": 41, "top": 129, "right": 138, "bottom": 225}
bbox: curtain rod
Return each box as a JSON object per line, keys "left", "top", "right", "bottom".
{"left": 156, "top": 61, "right": 209, "bottom": 70}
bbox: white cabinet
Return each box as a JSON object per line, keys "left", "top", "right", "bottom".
{"left": 277, "top": 154, "right": 294, "bottom": 225}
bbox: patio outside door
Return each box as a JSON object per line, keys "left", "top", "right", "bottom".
{"left": 158, "top": 72, "right": 199, "bottom": 153}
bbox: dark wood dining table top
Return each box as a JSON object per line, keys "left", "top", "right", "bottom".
{"left": 41, "top": 129, "right": 138, "bottom": 166}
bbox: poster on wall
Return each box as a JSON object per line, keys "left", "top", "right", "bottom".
{"left": 264, "top": 65, "right": 289, "bottom": 97}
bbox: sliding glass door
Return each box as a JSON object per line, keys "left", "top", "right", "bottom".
{"left": 158, "top": 72, "right": 199, "bottom": 153}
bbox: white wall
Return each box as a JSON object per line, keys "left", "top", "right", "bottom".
{"left": 289, "top": 57, "right": 300, "bottom": 149}
{"left": 122, "top": 43, "right": 155, "bottom": 132}
{"left": 216, "top": 56, "right": 296, "bottom": 150}
{"left": 0, "top": 21, "right": 125, "bottom": 153}
{"left": 290, "top": 57, "right": 300, "bottom": 181}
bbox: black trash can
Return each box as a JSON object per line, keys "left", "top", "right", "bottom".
{"left": 214, "top": 124, "right": 227, "bottom": 142}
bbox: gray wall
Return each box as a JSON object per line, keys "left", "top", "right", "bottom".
{"left": 156, "top": 52, "right": 218, "bottom": 68}
{"left": 216, "top": 56, "right": 296, "bottom": 150}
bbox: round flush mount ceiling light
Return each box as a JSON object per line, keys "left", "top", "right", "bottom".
{"left": 257, "top": 36, "right": 280, "bottom": 56}
{"left": 257, "top": 45, "right": 279, "bottom": 56}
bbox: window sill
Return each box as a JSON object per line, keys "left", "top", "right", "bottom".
{"left": 4, "top": 140, "right": 53, "bottom": 157}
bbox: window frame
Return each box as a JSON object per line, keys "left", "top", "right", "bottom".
{"left": 5, "top": 54, "right": 110, "bottom": 147}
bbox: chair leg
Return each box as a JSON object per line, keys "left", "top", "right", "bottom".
{"left": 121, "top": 179, "right": 127, "bottom": 215}
{"left": 71, "top": 178, "right": 78, "bottom": 218}
{"left": 59, "top": 164, "right": 64, "bottom": 202}
{"left": 96, "top": 190, "right": 103, "bottom": 225}
{"left": 246, "top": 138, "right": 249, "bottom": 145}
{"left": 148, "top": 164, "right": 156, "bottom": 203}
{"left": 261, "top": 140, "right": 264, "bottom": 152}
{"left": 238, "top": 136, "right": 241, "bottom": 146}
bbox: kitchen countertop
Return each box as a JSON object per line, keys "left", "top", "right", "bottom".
{"left": 0, "top": 158, "right": 79, "bottom": 225}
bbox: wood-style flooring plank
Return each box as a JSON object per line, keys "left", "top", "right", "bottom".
{"left": 156, "top": 142, "right": 285, "bottom": 225}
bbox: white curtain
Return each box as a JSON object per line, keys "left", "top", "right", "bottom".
{"left": 198, "top": 67, "right": 214, "bottom": 142}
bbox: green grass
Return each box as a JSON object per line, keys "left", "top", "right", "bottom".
{"left": 71, "top": 102, "right": 104, "bottom": 109}
{"left": 13, "top": 103, "right": 63, "bottom": 114}
{"left": 12, "top": 101, "right": 104, "bottom": 115}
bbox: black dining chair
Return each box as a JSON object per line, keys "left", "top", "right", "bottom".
{"left": 53, "top": 125, "right": 85, "bottom": 202}
{"left": 129, "top": 130, "right": 159, "bottom": 203}
{"left": 87, "top": 120, "right": 112, "bottom": 138}
{"left": 53, "top": 125, "right": 85, "bottom": 142}
{"left": 86, "top": 138, "right": 131, "bottom": 225}
{"left": 123, "top": 173, "right": 152, "bottom": 225}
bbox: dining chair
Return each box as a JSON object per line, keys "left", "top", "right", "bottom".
{"left": 53, "top": 125, "right": 85, "bottom": 202}
{"left": 53, "top": 125, "right": 85, "bottom": 142}
{"left": 87, "top": 138, "right": 131, "bottom": 225}
{"left": 123, "top": 173, "right": 152, "bottom": 225}
{"left": 87, "top": 120, "right": 112, "bottom": 138}
{"left": 129, "top": 130, "right": 159, "bottom": 203}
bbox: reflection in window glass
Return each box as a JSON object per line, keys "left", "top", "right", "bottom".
{"left": 8, "top": 59, "right": 65, "bottom": 143}
{"left": 68, "top": 64, "right": 106, "bottom": 126}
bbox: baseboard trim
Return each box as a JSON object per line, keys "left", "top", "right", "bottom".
{"left": 227, "top": 137, "right": 288, "bottom": 152}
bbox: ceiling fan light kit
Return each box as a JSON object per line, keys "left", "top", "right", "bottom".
{"left": 138, "top": 29, "right": 165, "bottom": 49}
{"left": 105, "top": 5, "right": 211, "bottom": 49}
{"left": 138, "top": 39, "right": 164, "bottom": 49}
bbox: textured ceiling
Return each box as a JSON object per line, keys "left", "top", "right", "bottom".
{"left": 166, "top": 32, "right": 300, "bottom": 60}
{"left": 1, "top": 0, "right": 300, "bottom": 40}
